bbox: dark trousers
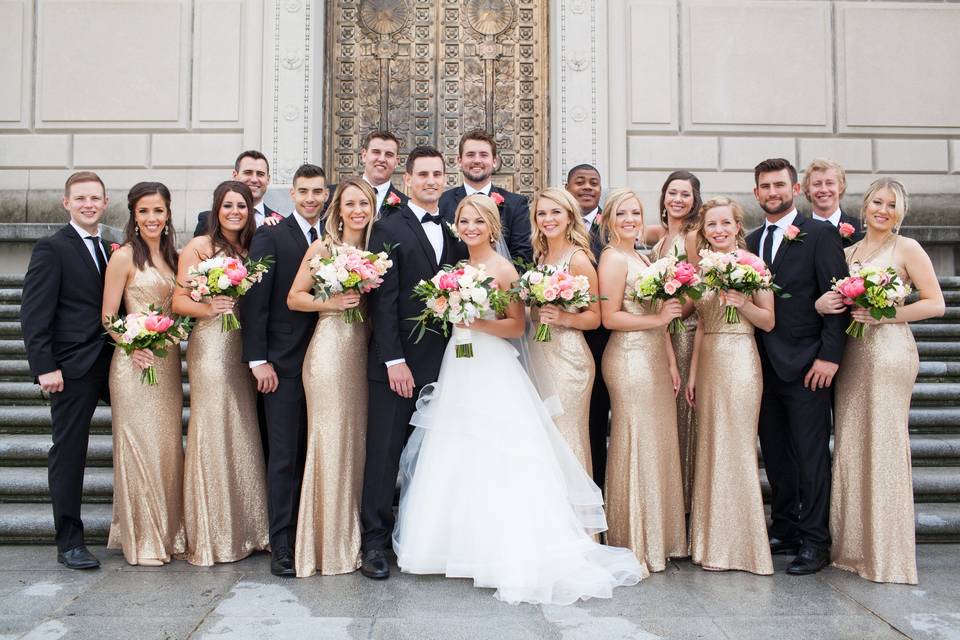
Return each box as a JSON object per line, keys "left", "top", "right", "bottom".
{"left": 758, "top": 360, "right": 833, "bottom": 549}
{"left": 256, "top": 392, "right": 269, "bottom": 462}
{"left": 361, "top": 380, "right": 416, "bottom": 552}
{"left": 584, "top": 327, "right": 611, "bottom": 489}
{"left": 48, "top": 348, "right": 111, "bottom": 552}
{"left": 263, "top": 375, "right": 308, "bottom": 548}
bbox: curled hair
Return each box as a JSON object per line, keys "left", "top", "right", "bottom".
{"left": 454, "top": 194, "right": 503, "bottom": 247}
{"left": 124, "top": 182, "right": 178, "bottom": 272}
{"left": 801, "top": 157, "right": 847, "bottom": 201}
{"left": 207, "top": 181, "right": 256, "bottom": 258}
{"left": 530, "top": 187, "right": 593, "bottom": 264}
{"left": 861, "top": 177, "right": 908, "bottom": 230}
{"left": 323, "top": 176, "right": 377, "bottom": 247}
{"left": 599, "top": 188, "right": 645, "bottom": 249}
{"left": 658, "top": 170, "right": 702, "bottom": 230}
{"left": 695, "top": 196, "right": 748, "bottom": 253}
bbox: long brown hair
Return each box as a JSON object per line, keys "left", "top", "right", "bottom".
{"left": 207, "top": 181, "right": 256, "bottom": 258}
{"left": 658, "top": 170, "right": 702, "bottom": 231}
{"left": 124, "top": 182, "right": 178, "bottom": 272}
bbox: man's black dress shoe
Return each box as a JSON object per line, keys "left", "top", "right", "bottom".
{"left": 360, "top": 549, "right": 390, "bottom": 580}
{"left": 271, "top": 547, "right": 296, "bottom": 577}
{"left": 57, "top": 546, "right": 100, "bottom": 570}
{"left": 769, "top": 536, "right": 802, "bottom": 556}
{"left": 786, "top": 545, "right": 830, "bottom": 575}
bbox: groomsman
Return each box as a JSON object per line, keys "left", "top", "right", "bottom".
{"left": 361, "top": 146, "right": 465, "bottom": 579}
{"left": 564, "top": 164, "right": 610, "bottom": 489}
{"left": 241, "top": 164, "right": 326, "bottom": 576}
{"left": 194, "top": 150, "right": 280, "bottom": 237}
{"left": 801, "top": 158, "right": 863, "bottom": 246}
{"left": 360, "top": 130, "right": 409, "bottom": 216}
{"left": 747, "top": 158, "right": 848, "bottom": 575}
{"left": 21, "top": 172, "right": 113, "bottom": 569}
{"left": 438, "top": 129, "right": 532, "bottom": 263}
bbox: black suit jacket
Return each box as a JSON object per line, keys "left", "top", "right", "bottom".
{"left": 746, "top": 215, "right": 849, "bottom": 382}
{"left": 240, "top": 214, "right": 318, "bottom": 378}
{"left": 838, "top": 210, "right": 864, "bottom": 246}
{"left": 438, "top": 185, "right": 532, "bottom": 264}
{"left": 21, "top": 225, "right": 110, "bottom": 379}
{"left": 365, "top": 204, "right": 466, "bottom": 385}
{"left": 193, "top": 204, "right": 279, "bottom": 238}
{"left": 587, "top": 208, "right": 604, "bottom": 261}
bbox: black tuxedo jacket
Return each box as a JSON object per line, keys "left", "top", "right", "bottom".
{"left": 21, "top": 225, "right": 111, "bottom": 379}
{"left": 438, "top": 185, "right": 532, "bottom": 264}
{"left": 838, "top": 210, "right": 864, "bottom": 246}
{"left": 746, "top": 215, "right": 849, "bottom": 382}
{"left": 240, "top": 214, "right": 318, "bottom": 378}
{"left": 193, "top": 204, "right": 279, "bottom": 238}
{"left": 321, "top": 182, "right": 409, "bottom": 219}
{"left": 587, "top": 208, "right": 604, "bottom": 261}
{"left": 366, "top": 204, "right": 466, "bottom": 385}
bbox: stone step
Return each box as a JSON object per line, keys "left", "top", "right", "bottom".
{"left": 755, "top": 467, "right": 960, "bottom": 503}
{"left": 0, "top": 406, "right": 191, "bottom": 435}
{"left": 0, "top": 358, "right": 190, "bottom": 382}
{"left": 912, "top": 324, "right": 960, "bottom": 340}
{"left": 0, "top": 305, "right": 18, "bottom": 320}
{"left": 0, "top": 434, "right": 114, "bottom": 466}
{"left": 0, "top": 381, "right": 191, "bottom": 405}
{"left": 917, "top": 342, "right": 960, "bottom": 359}
{"left": 918, "top": 361, "right": 960, "bottom": 381}
{"left": 0, "top": 289, "right": 21, "bottom": 304}
{"left": 0, "top": 466, "right": 114, "bottom": 502}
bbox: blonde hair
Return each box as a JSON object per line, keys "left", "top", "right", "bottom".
{"left": 324, "top": 177, "right": 377, "bottom": 247}
{"left": 530, "top": 187, "right": 593, "bottom": 263}
{"left": 599, "top": 188, "right": 645, "bottom": 248}
{"left": 454, "top": 194, "right": 503, "bottom": 246}
{"left": 801, "top": 158, "right": 847, "bottom": 201}
{"left": 861, "top": 177, "right": 908, "bottom": 230}
{"left": 695, "top": 196, "right": 748, "bottom": 253}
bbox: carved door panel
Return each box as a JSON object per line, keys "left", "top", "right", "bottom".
{"left": 324, "top": 0, "right": 549, "bottom": 197}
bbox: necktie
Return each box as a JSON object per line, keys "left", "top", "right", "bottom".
{"left": 421, "top": 212, "right": 443, "bottom": 225}
{"left": 87, "top": 236, "right": 107, "bottom": 277}
{"left": 308, "top": 226, "right": 318, "bottom": 244}
{"left": 762, "top": 225, "right": 778, "bottom": 267}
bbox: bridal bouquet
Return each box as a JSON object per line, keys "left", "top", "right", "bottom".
{"left": 698, "top": 249, "right": 783, "bottom": 324}
{"left": 308, "top": 245, "right": 393, "bottom": 323}
{"left": 410, "top": 262, "right": 508, "bottom": 357}
{"left": 512, "top": 264, "right": 595, "bottom": 342}
{"left": 631, "top": 254, "right": 703, "bottom": 333}
{"left": 184, "top": 255, "right": 273, "bottom": 331}
{"left": 104, "top": 305, "right": 192, "bottom": 385}
{"left": 832, "top": 264, "right": 910, "bottom": 338}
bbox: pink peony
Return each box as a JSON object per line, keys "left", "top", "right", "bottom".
{"left": 674, "top": 261, "right": 697, "bottom": 285}
{"left": 438, "top": 273, "right": 460, "bottom": 290}
{"left": 144, "top": 314, "right": 174, "bottom": 333}
{"left": 837, "top": 277, "right": 865, "bottom": 300}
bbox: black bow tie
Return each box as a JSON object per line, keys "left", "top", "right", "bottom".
{"left": 420, "top": 212, "right": 443, "bottom": 225}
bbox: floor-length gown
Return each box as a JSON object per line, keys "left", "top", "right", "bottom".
{"left": 295, "top": 309, "right": 367, "bottom": 577}
{"left": 602, "top": 251, "right": 687, "bottom": 574}
{"left": 831, "top": 236, "right": 919, "bottom": 584}
{"left": 107, "top": 266, "right": 186, "bottom": 564}
{"left": 183, "top": 308, "right": 269, "bottom": 565}
{"left": 688, "top": 291, "right": 772, "bottom": 575}
{"left": 394, "top": 321, "right": 643, "bottom": 605}
{"left": 529, "top": 247, "right": 594, "bottom": 476}
{"left": 652, "top": 233, "right": 697, "bottom": 512}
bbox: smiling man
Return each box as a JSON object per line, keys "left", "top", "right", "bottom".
{"left": 241, "top": 164, "right": 326, "bottom": 577}
{"left": 194, "top": 150, "right": 280, "bottom": 237}
{"left": 359, "top": 130, "right": 408, "bottom": 216}
{"left": 801, "top": 158, "right": 863, "bottom": 246}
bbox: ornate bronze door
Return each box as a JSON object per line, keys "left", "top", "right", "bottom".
{"left": 323, "top": 0, "right": 549, "bottom": 197}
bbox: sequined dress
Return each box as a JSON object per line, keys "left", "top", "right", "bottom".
{"left": 107, "top": 265, "right": 186, "bottom": 564}
{"left": 830, "top": 236, "right": 919, "bottom": 584}
{"left": 602, "top": 251, "right": 687, "bottom": 573}
{"left": 295, "top": 309, "right": 368, "bottom": 576}
{"left": 688, "top": 291, "right": 772, "bottom": 574}
{"left": 183, "top": 308, "right": 269, "bottom": 565}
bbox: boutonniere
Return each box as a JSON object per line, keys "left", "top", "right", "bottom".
{"left": 384, "top": 192, "right": 401, "bottom": 208}
{"left": 783, "top": 224, "right": 806, "bottom": 243}
{"left": 269, "top": 212, "right": 284, "bottom": 222}
{"left": 109, "top": 242, "right": 121, "bottom": 254}
{"left": 488, "top": 191, "right": 505, "bottom": 207}
{"left": 445, "top": 221, "right": 460, "bottom": 240}
{"left": 590, "top": 214, "right": 601, "bottom": 233}
{"left": 838, "top": 222, "right": 855, "bottom": 240}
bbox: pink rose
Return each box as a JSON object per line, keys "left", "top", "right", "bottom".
{"left": 837, "top": 277, "right": 865, "bottom": 300}
{"left": 190, "top": 291, "right": 203, "bottom": 302}
{"left": 385, "top": 192, "right": 401, "bottom": 207}
{"left": 674, "top": 261, "right": 697, "bottom": 285}
{"left": 144, "top": 314, "right": 174, "bottom": 333}
{"left": 109, "top": 242, "right": 121, "bottom": 253}
{"left": 527, "top": 271, "right": 543, "bottom": 285}
{"left": 543, "top": 286, "right": 559, "bottom": 301}
{"left": 489, "top": 192, "right": 505, "bottom": 206}
{"left": 438, "top": 273, "right": 459, "bottom": 290}
{"left": 559, "top": 288, "right": 574, "bottom": 301}
{"left": 432, "top": 297, "right": 448, "bottom": 314}
{"left": 663, "top": 280, "right": 679, "bottom": 295}
{"left": 783, "top": 224, "right": 801, "bottom": 240}
{"left": 838, "top": 222, "right": 855, "bottom": 239}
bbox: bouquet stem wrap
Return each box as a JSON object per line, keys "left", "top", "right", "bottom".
{"left": 141, "top": 365, "right": 158, "bottom": 386}
{"left": 723, "top": 305, "right": 741, "bottom": 324}
{"left": 455, "top": 328, "right": 474, "bottom": 358}
{"left": 534, "top": 322, "right": 552, "bottom": 343}
{"left": 221, "top": 310, "right": 241, "bottom": 332}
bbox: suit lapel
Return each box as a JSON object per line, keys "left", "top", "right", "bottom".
{"left": 747, "top": 228, "right": 761, "bottom": 255}
{"left": 284, "top": 213, "right": 309, "bottom": 253}
{"left": 771, "top": 215, "right": 805, "bottom": 273}
{"left": 400, "top": 207, "right": 440, "bottom": 272}
{"left": 64, "top": 225, "right": 103, "bottom": 285}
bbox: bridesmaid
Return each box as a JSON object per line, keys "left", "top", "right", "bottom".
{"left": 684, "top": 196, "right": 774, "bottom": 575}
{"left": 651, "top": 170, "right": 702, "bottom": 513}
{"left": 172, "top": 181, "right": 269, "bottom": 566}
{"left": 101, "top": 182, "right": 185, "bottom": 566}
{"left": 816, "top": 178, "right": 943, "bottom": 584}
{"left": 287, "top": 178, "right": 375, "bottom": 577}
{"left": 598, "top": 187, "right": 686, "bottom": 574}
{"left": 528, "top": 187, "right": 601, "bottom": 476}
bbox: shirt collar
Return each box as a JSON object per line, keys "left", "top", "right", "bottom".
{"left": 464, "top": 182, "right": 492, "bottom": 196}
{"left": 253, "top": 201, "right": 265, "bottom": 217}
{"left": 69, "top": 220, "right": 102, "bottom": 239}
{"left": 811, "top": 208, "right": 842, "bottom": 227}
{"left": 766, "top": 209, "right": 798, "bottom": 231}
{"left": 291, "top": 211, "right": 320, "bottom": 237}
{"left": 407, "top": 201, "right": 437, "bottom": 221}
{"left": 363, "top": 175, "right": 392, "bottom": 195}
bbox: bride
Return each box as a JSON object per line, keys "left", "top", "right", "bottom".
{"left": 393, "top": 194, "right": 643, "bottom": 605}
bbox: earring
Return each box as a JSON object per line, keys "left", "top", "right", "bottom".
{"left": 135, "top": 226, "right": 140, "bottom": 236}
{"left": 162, "top": 226, "right": 169, "bottom": 236}
{"left": 338, "top": 220, "right": 344, "bottom": 232}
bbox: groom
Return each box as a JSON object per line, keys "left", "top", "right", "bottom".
{"left": 360, "top": 145, "right": 464, "bottom": 579}
{"left": 747, "top": 158, "right": 848, "bottom": 575}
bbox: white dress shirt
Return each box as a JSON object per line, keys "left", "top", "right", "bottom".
{"left": 364, "top": 175, "right": 393, "bottom": 212}
{"left": 811, "top": 208, "right": 841, "bottom": 228}
{"left": 253, "top": 202, "right": 266, "bottom": 227}
{"left": 761, "top": 209, "right": 799, "bottom": 263}
{"left": 69, "top": 221, "right": 108, "bottom": 273}
{"left": 464, "top": 182, "right": 492, "bottom": 197}
{"left": 583, "top": 206, "right": 600, "bottom": 228}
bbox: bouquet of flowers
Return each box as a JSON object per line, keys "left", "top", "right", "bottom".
{"left": 511, "top": 264, "right": 595, "bottom": 342}
{"left": 410, "top": 262, "right": 509, "bottom": 357}
{"left": 104, "top": 305, "right": 192, "bottom": 385}
{"left": 184, "top": 255, "right": 272, "bottom": 331}
{"left": 698, "top": 249, "right": 783, "bottom": 324}
{"left": 832, "top": 264, "right": 911, "bottom": 338}
{"left": 631, "top": 254, "right": 703, "bottom": 333}
{"left": 308, "top": 245, "right": 393, "bottom": 323}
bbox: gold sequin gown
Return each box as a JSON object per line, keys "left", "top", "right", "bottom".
{"left": 602, "top": 252, "right": 687, "bottom": 574}
{"left": 107, "top": 266, "right": 186, "bottom": 565}
{"left": 830, "top": 237, "right": 918, "bottom": 584}
{"left": 529, "top": 248, "right": 595, "bottom": 476}
{"left": 183, "top": 313, "right": 269, "bottom": 565}
{"left": 652, "top": 233, "right": 698, "bottom": 512}
{"left": 688, "top": 291, "right": 772, "bottom": 574}
{"left": 295, "top": 310, "right": 368, "bottom": 577}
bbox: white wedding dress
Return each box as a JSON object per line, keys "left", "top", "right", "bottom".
{"left": 393, "top": 325, "right": 643, "bottom": 605}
